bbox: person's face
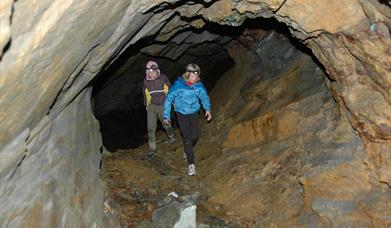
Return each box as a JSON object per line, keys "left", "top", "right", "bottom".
{"left": 146, "top": 68, "right": 158, "bottom": 79}
{"left": 188, "top": 71, "right": 199, "bottom": 83}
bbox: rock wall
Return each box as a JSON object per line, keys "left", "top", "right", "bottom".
{"left": 254, "top": 0, "right": 391, "bottom": 188}
{"left": 197, "top": 1, "right": 390, "bottom": 224}
{"left": 0, "top": 0, "right": 389, "bottom": 226}
{"left": 0, "top": 1, "right": 157, "bottom": 226}
{"left": 0, "top": 0, "right": 164, "bottom": 150}
{"left": 204, "top": 32, "right": 390, "bottom": 226}
{"left": 152, "top": 2, "right": 391, "bottom": 187}
{"left": 0, "top": 89, "right": 103, "bottom": 227}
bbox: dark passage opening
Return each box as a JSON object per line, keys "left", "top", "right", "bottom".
{"left": 91, "top": 17, "right": 324, "bottom": 151}
{"left": 96, "top": 15, "right": 336, "bottom": 227}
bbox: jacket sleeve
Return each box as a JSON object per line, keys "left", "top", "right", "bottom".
{"left": 198, "top": 83, "right": 211, "bottom": 112}
{"left": 163, "top": 75, "right": 171, "bottom": 95}
{"left": 163, "top": 74, "right": 172, "bottom": 88}
{"left": 143, "top": 80, "right": 152, "bottom": 107}
{"left": 142, "top": 81, "right": 146, "bottom": 106}
{"left": 163, "top": 83, "right": 176, "bottom": 120}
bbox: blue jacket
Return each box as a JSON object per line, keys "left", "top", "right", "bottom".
{"left": 163, "top": 77, "right": 211, "bottom": 120}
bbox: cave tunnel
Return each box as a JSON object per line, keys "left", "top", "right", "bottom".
{"left": 0, "top": 1, "right": 390, "bottom": 227}
{"left": 91, "top": 21, "right": 237, "bottom": 150}
{"left": 91, "top": 18, "right": 314, "bottom": 152}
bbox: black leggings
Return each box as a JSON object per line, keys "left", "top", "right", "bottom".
{"left": 176, "top": 112, "right": 199, "bottom": 165}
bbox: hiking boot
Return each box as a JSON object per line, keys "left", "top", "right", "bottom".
{"left": 146, "top": 149, "right": 157, "bottom": 159}
{"left": 188, "top": 164, "right": 196, "bottom": 176}
{"left": 183, "top": 152, "right": 187, "bottom": 160}
{"left": 169, "top": 135, "right": 176, "bottom": 145}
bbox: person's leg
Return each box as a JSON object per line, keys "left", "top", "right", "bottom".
{"left": 147, "top": 105, "right": 158, "bottom": 153}
{"left": 157, "top": 105, "right": 176, "bottom": 144}
{"left": 176, "top": 112, "right": 197, "bottom": 165}
{"left": 187, "top": 113, "right": 199, "bottom": 176}
{"left": 190, "top": 113, "right": 199, "bottom": 146}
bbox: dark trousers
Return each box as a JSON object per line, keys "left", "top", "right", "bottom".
{"left": 176, "top": 112, "right": 199, "bottom": 165}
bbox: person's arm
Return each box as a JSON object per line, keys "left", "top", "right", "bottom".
{"left": 198, "top": 83, "right": 212, "bottom": 121}
{"left": 162, "top": 74, "right": 171, "bottom": 94}
{"left": 143, "top": 81, "right": 152, "bottom": 107}
{"left": 163, "top": 83, "right": 176, "bottom": 121}
{"left": 143, "top": 81, "right": 147, "bottom": 107}
{"left": 198, "top": 83, "right": 211, "bottom": 112}
{"left": 163, "top": 74, "right": 172, "bottom": 88}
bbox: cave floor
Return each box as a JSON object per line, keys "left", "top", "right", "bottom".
{"left": 101, "top": 127, "right": 261, "bottom": 227}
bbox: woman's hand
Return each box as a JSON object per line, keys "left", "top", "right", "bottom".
{"left": 163, "top": 119, "right": 171, "bottom": 126}
{"left": 205, "top": 111, "right": 212, "bottom": 121}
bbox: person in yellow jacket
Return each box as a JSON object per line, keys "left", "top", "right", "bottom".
{"left": 143, "top": 60, "right": 176, "bottom": 158}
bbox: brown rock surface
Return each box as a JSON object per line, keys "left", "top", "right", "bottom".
{"left": 1, "top": 0, "right": 390, "bottom": 226}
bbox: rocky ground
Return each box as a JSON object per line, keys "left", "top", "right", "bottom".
{"left": 101, "top": 127, "right": 245, "bottom": 227}
{"left": 99, "top": 31, "right": 391, "bottom": 227}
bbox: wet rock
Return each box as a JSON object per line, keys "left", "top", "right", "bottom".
{"left": 103, "top": 198, "right": 121, "bottom": 228}
{"left": 152, "top": 192, "right": 199, "bottom": 228}
{"left": 0, "top": 90, "right": 103, "bottom": 227}
{"left": 370, "top": 21, "right": 390, "bottom": 39}
{"left": 181, "top": 192, "right": 200, "bottom": 206}
{"left": 2, "top": 0, "right": 390, "bottom": 227}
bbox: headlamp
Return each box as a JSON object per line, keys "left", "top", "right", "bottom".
{"left": 187, "top": 70, "right": 199, "bottom": 75}
{"left": 146, "top": 66, "right": 158, "bottom": 72}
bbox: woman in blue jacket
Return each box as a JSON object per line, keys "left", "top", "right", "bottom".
{"left": 163, "top": 63, "right": 212, "bottom": 176}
